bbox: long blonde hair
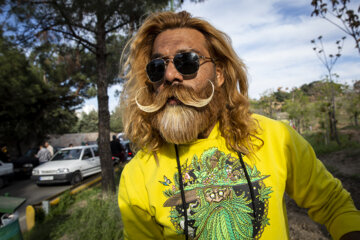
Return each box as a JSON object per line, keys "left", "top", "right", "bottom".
{"left": 121, "top": 11, "right": 262, "bottom": 154}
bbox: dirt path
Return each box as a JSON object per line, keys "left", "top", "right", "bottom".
{"left": 286, "top": 148, "right": 360, "bottom": 239}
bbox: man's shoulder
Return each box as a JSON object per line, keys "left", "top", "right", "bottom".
{"left": 122, "top": 150, "right": 153, "bottom": 173}
{"left": 251, "top": 113, "right": 295, "bottom": 138}
{"left": 252, "top": 113, "right": 287, "bottom": 128}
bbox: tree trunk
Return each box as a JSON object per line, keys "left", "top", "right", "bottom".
{"left": 328, "top": 79, "right": 340, "bottom": 145}
{"left": 330, "top": 97, "right": 340, "bottom": 145}
{"left": 354, "top": 112, "right": 359, "bottom": 126}
{"left": 328, "top": 110, "right": 333, "bottom": 137}
{"left": 96, "top": 17, "right": 116, "bottom": 194}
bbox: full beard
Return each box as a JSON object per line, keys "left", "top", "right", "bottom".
{"left": 150, "top": 82, "right": 222, "bottom": 144}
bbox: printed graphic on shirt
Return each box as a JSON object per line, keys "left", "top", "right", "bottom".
{"left": 160, "top": 147, "right": 272, "bottom": 239}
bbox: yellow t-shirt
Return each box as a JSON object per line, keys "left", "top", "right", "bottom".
{"left": 118, "top": 114, "right": 360, "bottom": 239}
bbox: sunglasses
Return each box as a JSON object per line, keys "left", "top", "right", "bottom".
{"left": 146, "top": 52, "right": 213, "bottom": 83}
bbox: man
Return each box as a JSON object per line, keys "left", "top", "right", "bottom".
{"left": 36, "top": 144, "right": 51, "bottom": 164}
{"left": 0, "top": 144, "right": 10, "bottom": 162}
{"left": 44, "top": 141, "right": 54, "bottom": 156}
{"left": 118, "top": 11, "right": 360, "bottom": 240}
{"left": 110, "top": 135, "right": 125, "bottom": 162}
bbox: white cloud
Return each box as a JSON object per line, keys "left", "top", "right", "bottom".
{"left": 180, "top": 0, "right": 360, "bottom": 99}
{"left": 108, "top": 85, "right": 122, "bottom": 113}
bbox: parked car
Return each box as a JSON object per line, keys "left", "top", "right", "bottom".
{"left": 0, "top": 160, "right": 14, "bottom": 188}
{"left": 121, "top": 140, "right": 134, "bottom": 161}
{"left": 12, "top": 148, "right": 39, "bottom": 178}
{"left": 31, "top": 145, "right": 101, "bottom": 186}
{"left": 53, "top": 146, "right": 64, "bottom": 155}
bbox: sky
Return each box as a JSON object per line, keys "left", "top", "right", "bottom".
{"left": 80, "top": 0, "right": 360, "bottom": 114}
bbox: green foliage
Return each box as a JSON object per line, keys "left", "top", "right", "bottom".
{"left": 342, "top": 81, "right": 360, "bottom": 126}
{"left": 30, "top": 43, "right": 97, "bottom": 99}
{"left": 304, "top": 132, "right": 360, "bottom": 156}
{"left": 283, "top": 89, "right": 313, "bottom": 134}
{"left": 24, "top": 192, "right": 74, "bottom": 240}
{"left": 71, "top": 110, "right": 99, "bottom": 133}
{"left": 25, "top": 168, "right": 125, "bottom": 240}
{"left": 251, "top": 88, "right": 290, "bottom": 119}
{"left": 253, "top": 90, "right": 278, "bottom": 119}
{"left": 110, "top": 105, "right": 124, "bottom": 133}
{"left": 3, "top": 0, "right": 203, "bottom": 193}
{"left": 251, "top": 78, "right": 360, "bottom": 149}
{"left": 273, "top": 87, "right": 291, "bottom": 102}
{"left": 0, "top": 34, "right": 80, "bottom": 152}
{"left": 50, "top": 193, "right": 123, "bottom": 240}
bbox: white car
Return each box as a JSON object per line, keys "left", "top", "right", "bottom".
{"left": 32, "top": 145, "right": 101, "bottom": 186}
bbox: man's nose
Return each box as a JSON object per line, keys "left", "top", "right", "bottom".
{"left": 164, "top": 60, "right": 183, "bottom": 84}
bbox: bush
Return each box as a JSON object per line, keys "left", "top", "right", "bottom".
{"left": 23, "top": 191, "right": 74, "bottom": 240}
{"left": 304, "top": 132, "right": 360, "bottom": 156}
{"left": 24, "top": 169, "right": 124, "bottom": 240}
{"left": 51, "top": 190, "right": 123, "bottom": 240}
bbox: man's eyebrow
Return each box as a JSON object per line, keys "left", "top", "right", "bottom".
{"left": 177, "top": 48, "right": 200, "bottom": 54}
{"left": 150, "top": 48, "right": 201, "bottom": 59}
{"left": 151, "top": 53, "right": 163, "bottom": 59}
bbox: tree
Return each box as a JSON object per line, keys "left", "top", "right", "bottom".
{"left": 0, "top": 32, "right": 80, "bottom": 156}
{"left": 343, "top": 80, "right": 360, "bottom": 126}
{"left": 3, "top": 0, "right": 203, "bottom": 193}
{"left": 110, "top": 105, "right": 124, "bottom": 133}
{"left": 73, "top": 110, "right": 99, "bottom": 133}
{"left": 256, "top": 90, "right": 279, "bottom": 119}
{"left": 312, "top": 78, "right": 343, "bottom": 144}
{"left": 311, "top": 0, "right": 360, "bottom": 53}
{"left": 311, "top": 35, "right": 345, "bottom": 145}
{"left": 273, "top": 87, "right": 291, "bottom": 103}
{"left": 283, "top": 89, "right": 312, "bottom": 134}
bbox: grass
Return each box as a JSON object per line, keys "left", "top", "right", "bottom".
{"left": 303, "top": 132, "right": 360, "bottom": 156}
{"left": 23, "top": 170, "right": 124, "bottom": 240}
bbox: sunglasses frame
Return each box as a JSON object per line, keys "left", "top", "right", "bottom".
{"left": 146, "top": 51, "right": 213, "bottom": 83}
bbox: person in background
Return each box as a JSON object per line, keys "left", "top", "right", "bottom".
{"left": 68, "top": 143, "right": 73, "bottom": 147}
{"left": 0, "top": 144, "right": 10, "bottom": 162}
{"left": 44, "top": 141, "right": 54, "bottom": 156}
{"left": 36, "top": 143, "right": 51, "bottom": 164}
{"left": 118, "top": 11, "right": 360, "bottom": 240}
{"left": 110, "top": 135, "right": 125, "bottom": 162}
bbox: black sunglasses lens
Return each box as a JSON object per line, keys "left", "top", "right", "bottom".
{"left": 174, "top": 52, "right": 199, "bottom": 75}
{"left": 146, "top": 59, "right": 165, "bottom": 82}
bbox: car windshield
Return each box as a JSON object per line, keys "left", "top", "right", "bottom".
{"left": 24, "top": 149, "right": 36, "bottom": 158}
{"left": 52, "top": 149, "right": 82, "bottom": 161}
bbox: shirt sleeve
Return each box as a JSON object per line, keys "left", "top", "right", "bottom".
{"left": 283, "top": 123, "right": 360, "bottom": 240}
{"left": 118, "top": 159, "right": 164, "bottom": 240}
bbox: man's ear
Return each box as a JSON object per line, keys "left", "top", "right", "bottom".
{"left": 216, "top": 67, "right": 225, "bottom": 87}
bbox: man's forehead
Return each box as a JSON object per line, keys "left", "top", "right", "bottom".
{"left": 151, "top": 48, "right": 201, "bottom": 59}
{"left": 151, "top": 28, "right": 209, "bottom": 57}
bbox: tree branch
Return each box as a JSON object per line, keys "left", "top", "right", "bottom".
{"left": 105, "top": 21, "right": 129, "bottom": 34}
{"left": 51, "top": 1, "right": 97, "bottom": 51}
{"left": 46, "top": 27, "right": 96, "bottom": 53}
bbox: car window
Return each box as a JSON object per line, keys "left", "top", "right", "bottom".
{"left": 52, "top": 149, "right": 82, "bottom": 161}
{"left": 25, "top": 149, "right": 36, "bottom": 158}
{"left": 92, "top": 146, "right": 99, "bottom": 157}
{"left": 82, "top": 148, "right": 93, "bottom": 160}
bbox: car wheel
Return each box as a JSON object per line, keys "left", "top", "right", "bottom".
{"left": 70, "top": 172, "right": 82, "bottom": 185}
